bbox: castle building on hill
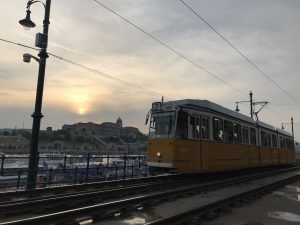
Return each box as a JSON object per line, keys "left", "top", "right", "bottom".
{"left": 62, "top": 117, "right": 141, "bottom": 138}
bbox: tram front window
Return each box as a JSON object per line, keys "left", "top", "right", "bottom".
{"left": 149, "top": 112, "right": 175, "bottom": 139}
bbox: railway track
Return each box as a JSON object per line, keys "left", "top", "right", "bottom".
{"left": 0, "top": 174, "right": 177, "bottom": 202}
{"left": 0, "top": 178, "right": 196, "bottom": 216}
{"left": 146, "top": 173, "right": 300, "bottom": 225}
{"left": 0, "top": 166, "right": 299, "bottom": 225}
{"left": 0, "top": 164, "right": 295, "bottom": 203}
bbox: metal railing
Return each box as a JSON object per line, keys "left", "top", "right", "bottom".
{"left": 0, "top": 153, "right": 147, "bottom": 191}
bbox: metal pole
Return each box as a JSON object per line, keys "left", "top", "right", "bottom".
{"left": 26, "top": 0, "right": 51, "bottom": 190}
{"left": 249, "top": 91, "right": 253, "bottom": 119}
{"left": 1, "top": 155, "right": 5, "bottom": 176}
{"left": 291, "top": 117, "right": 294, "bottom": 139}
{"left": 74, "top": 167, "right": 78, "bottom": 184}
{"left": 85, "top": 153, "right": 90, "bottom": 183}
{"left": 96, "top": 165, "right": 99, "bottom": 181}
{"left": 48, "top": 167, "right": 52, "bottom": 187}
{"left": 123, "top": 154, "right": 127, "bottom": 179}
{"left": 17, "top": 171, "right": 21, "bottom": 190}
{"left": 63, "top": 155, "right": 67, "bottom": 172}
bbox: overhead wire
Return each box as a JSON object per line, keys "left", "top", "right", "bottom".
{"left": 48, "top": 52, "right": 175, "bottom": 100}
{"left": 1, "top": 38, "right": 297, "bottom": 127}
{"left": 0, "top": 38, "right": 174, "bottom": 101}
{"left": 91, "top": 0, "right": 300, "bottom": 133}
{"left": 0, "top": 38, "right": 39, "bottom": 51}
{"left": 92, "top": 0, "right": 248, "bottom": 97}
{"left": 179, "top": 0, "right": 300, "bottom": 105}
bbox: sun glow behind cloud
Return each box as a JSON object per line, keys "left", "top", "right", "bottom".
{"left": 68, "top": 93, "right": 91, "bottom": 115}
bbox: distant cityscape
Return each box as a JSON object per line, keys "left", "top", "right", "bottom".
{"left": 0, "top": 117, "right": 147, "bottom": 154}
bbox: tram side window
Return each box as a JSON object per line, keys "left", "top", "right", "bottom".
{"left": 261, "top": 131, "right": 267, "bottom": 146}
{"left": 242, "top": 127, "right": 249, "bottom": 145}
{"left": 286, "top": 138, "right": 293, "bottom": 150}
{"left": 272, "top": 134, "right": 277, "bottom": 148}
{"left": 250, "top": 128, "right": 257, "bottom": 145}
{"left": 291, "top": 139, "right": 295, "bottom": 150}
{"left": 190, "top": 116, "right": 200, "bottom": 139}
{"left": 284, "top": 138, "right": 287, "bottom": 149}
{"left": 288, "top": 139, "right": 295, "bottom": 150}
{"left": 286, "top": 139, "right": 290, "bottom": 149}
{"left": 279, "top": 136, "right": 285, "bottom": 149}
{"left": 201, "top": 117, "right": 209, "bottom": 139}
{"left": 175, "top": 111, "right": 188, "bottom": 139}
{"left": 213, "top": 117, "right": 223, "bottom": 141}
{"left": 224, "top": 120, "right": 233, "bottom": 143}
{"left": 267, "top": 133, "right": 272, "bottom": 147}
{"left": 233, "top": 123, "right": 242, "bottom": 143}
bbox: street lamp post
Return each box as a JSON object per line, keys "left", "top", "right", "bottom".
{"left": 20, "top": 0, "right": 52, "bottom": 190}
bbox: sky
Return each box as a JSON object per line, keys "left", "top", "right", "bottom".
{"left": 0, "top": 0, "right": 300, "bottom": 140}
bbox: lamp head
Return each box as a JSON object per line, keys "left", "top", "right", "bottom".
{"left": 23, "top": 53, "right": 32, "bottom": 63}
{"left": 235, "top": 104, "right": 240, "bottom": 112}
{"left": 19, "top": 10, "right": 36, "bottom": 30}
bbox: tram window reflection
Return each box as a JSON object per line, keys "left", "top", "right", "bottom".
{"left": 279, "top": 136, "right": 285, "bottom": 149}
{"left": 250, "top": 128, "right": 257, "bottom": 145}
{"left": 201, "top": 117, "right": 209, "bottom": 139}
{"left": 213, "top": 117, "right": 224, "bottom": 141}
{"left": 224, "top": 120, "right": 233, "bottom": 143}
{"left": 233, "top": 123, "right": 242, "bottom": 143}
{"left": 189, "top": 116, "right": 200, "bottom": 139}
{"left": 176, "top": 111, "right": 188, "bottom": 139}
{"left": 272, "top": 134, "right": 277, "bottom": 148}
{"left": 149, "top": 112, "right": 175, "bottom": 139}
{"left": 261, "top": 131, "right": 267, "bottom": 146}
{"left": 242, "top": 127, "right": 249, "bottom": 145}
{"left": 267, "top": 133, "right": 272, "bottom": 147}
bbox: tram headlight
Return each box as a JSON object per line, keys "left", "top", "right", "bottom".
{"left": 156, "top": 152, "right": 162, "bottom": 158}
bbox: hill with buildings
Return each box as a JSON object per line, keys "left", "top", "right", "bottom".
{"left": 0, "top": 117, "right": 147, "bottom": 154}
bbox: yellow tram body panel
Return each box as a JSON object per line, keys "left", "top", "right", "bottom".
{"left": 271, "top": 148, "right": 280, "bottom": 165}
{"left": 209, "top": 142, "right": 246, "bottom": 172}
{"left": 147, "top": 139, "right": 175, "bottom": 169}
{"left": 147, "top": 139, "right": 295, "bottom": 174}
{"left": 279, "top": 149, "right": 287, "bottom": 165}
{"left": 247, "top": 145, "right": 260, "bottom": 168}
{"left": 287, "top": 149, "right": 296, "bottom": 164}
{"left": 148, "top": 139, "right": 274, "bottom": 173}
{"left": 260, "top": 147, "right": 273, "bottom": 167}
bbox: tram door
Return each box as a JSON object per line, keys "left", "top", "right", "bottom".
{"left": 189, "top": 115, "right": 202, "bottom": 171}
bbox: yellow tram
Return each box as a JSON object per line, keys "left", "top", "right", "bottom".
{"left": 146, "top": 100, "right": 295, "bottom": 174}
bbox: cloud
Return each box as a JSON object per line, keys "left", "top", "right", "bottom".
{"left": 0, "top": 0, "right": 300, "bottom": 139}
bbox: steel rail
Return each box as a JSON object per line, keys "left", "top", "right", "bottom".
{"left": 0, "top": 166, "right": 299, "bottom": 225}
{"left": 0, "top": 164, "right": 296, "bottom": 203}
{"left": 1, "top": 165, "right": 298, "bottom": 209}
{"left": 0, "top": 174, "right": 177, "bottom": 202}
{"left": 0, "top": 179, "right": 191, "bottom": 215}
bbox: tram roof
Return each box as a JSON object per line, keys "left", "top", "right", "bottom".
{"left": 163, "top": 99, "right": 292, "bottom": 136}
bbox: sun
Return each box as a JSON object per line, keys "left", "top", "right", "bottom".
{"left": 67, "top": 93, "right": 91, "bottom": 115}
{"left": 78, "top": 107, "right": 86, "bottom": 115}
